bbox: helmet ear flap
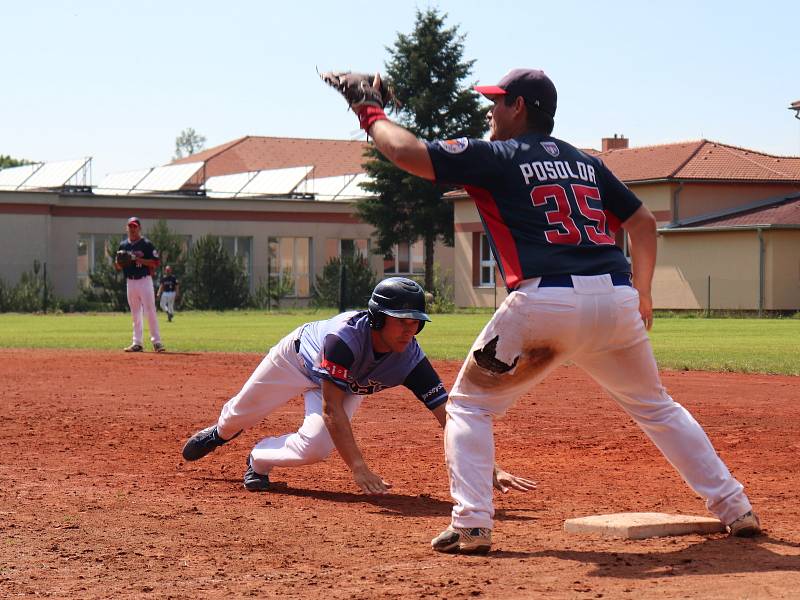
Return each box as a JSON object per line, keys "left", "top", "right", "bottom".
{"left": 368, "top": 307, "right": 385, "bottom": 330}
{"left": 416, "top": 320, "right": 425, "bottom": 334}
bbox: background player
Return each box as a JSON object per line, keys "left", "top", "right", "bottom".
{"left": 323, "top": 68, "right": 760, "bottom": 554}
{"left": 157, "top": 265, "right": 179, "bottom": 322}
{"left": 182, "top": 277, "right": 536, "bottom": 496}
{"left": 114, "top": 217, "right": 165, "bottom": 353}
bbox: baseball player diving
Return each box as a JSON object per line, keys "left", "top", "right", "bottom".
{"left": 182, "top": 277, "right": 536, "bottom": 496}
{"left": 321, "top": 69, "right": 761, "bottom": 554}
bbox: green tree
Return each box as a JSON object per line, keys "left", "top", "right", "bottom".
{"left": 182, "top": 235, "right": 249, "bottom": 310}
{"left": 311, "top": 255, "right": 377, "bottom": 309}
{"left": 145, "top": 219, "right": 187, "bottom": 280}
{"left": 173, "top": 128, "right": 207, "bottom": 160}
{"left": 357, "top": 8, "right": 488, "bottom": 292}
{"left": 0, "top": 155, "right": 32, "bottom": 169}
{"left": 79, "top": 236, "right": 128, "bottom": 311}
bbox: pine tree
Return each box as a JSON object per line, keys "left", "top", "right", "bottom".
{"left": 357, "top": 8, "right": 488, "bottom": 293}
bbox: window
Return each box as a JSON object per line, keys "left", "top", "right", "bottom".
{"left": 325, "top": 238, "right": 369, "bottom": 262}
{"left": 383, "top": 241, "right": 424, "bottom": 274}
{"left": 220, "top": 236, "right": 253, "bottom": 280}
{"left": 76, "top": 234, "right": 119, "bottom": 287}
{"left": 479, "top": 234, "right": 496, "bottom": 287}
{"left": 268, "top": 236, "right": 311, "bottom": 297}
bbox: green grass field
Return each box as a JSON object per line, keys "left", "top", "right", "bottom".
{"left": 0, "top": 311, "right": 797, "bottom": 375}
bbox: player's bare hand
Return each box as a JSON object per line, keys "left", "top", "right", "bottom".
{"left": 638, "top": 292, "right": 654, "bottom": 330}
{"left": 353, "top": 466, "right": 392, "bottom": 495}
{"left": 493, "top": 467, "right": 537, "bottom": 494}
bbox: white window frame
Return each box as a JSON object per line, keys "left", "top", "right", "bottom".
{"left": 479, "top": 234, "right": 496, "bottom": 287}
{"left": 268, "top": 236, "right": 312, "bottom": 298}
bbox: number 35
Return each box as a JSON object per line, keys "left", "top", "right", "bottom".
{"left": 530, "top": 184, "right": 615, "bottom": 245}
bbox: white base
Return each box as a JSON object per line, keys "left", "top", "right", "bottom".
{"left": 564, "top": 512, "right": 726, "bottom": 539}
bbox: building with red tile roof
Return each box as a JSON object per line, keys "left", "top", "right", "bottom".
{"left": 172, "top": 135, "right": 370, "bottom": 180}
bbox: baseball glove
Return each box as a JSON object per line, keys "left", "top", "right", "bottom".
{"left": 319, "top": 70, "right": 397, "bottom": 110}
{"left": 115, "top": 250, "right": 135, "bottom": 268}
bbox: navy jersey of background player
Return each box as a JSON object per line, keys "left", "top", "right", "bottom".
{"left": 118, "top": 237, "right": 158, "bottom": 279}
{"left": 297, "top": 311, "right": 447, "bottom": 410}
{"left": 425, "top": 134, "right": 642, "bottom": 290}
{"left": 160, "top": 273, "right": 178, "bottom": 292}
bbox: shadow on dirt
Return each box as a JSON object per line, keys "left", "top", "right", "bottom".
{"left": 492, "top": 535, "right": 800, "bottom": 576}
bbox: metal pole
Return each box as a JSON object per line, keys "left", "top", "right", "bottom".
{"left": 757, "top": 228, "right": 764, "bottom": 317}
{"left": 42, "top": 262, "right": 48, "bottom": 313}
{"left": 267, "top": 255, "right": 271, "bottom": 312}
{"left": 706, "top": 275, "right": 711, "bottom": 318}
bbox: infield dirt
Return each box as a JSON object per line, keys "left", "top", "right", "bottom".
{"left": 2, "top": 349, "right": 798, "bottom": 599}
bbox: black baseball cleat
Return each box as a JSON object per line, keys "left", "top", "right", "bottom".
{"left": 243, "top": 456, "right": 270, "bottom": 491}
{"left": 182, "top": 425, "right": 240, "bottom": 461}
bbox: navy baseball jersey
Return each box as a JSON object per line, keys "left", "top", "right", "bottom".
{"left": 426, "top": 134, "right": 641, "bottom": 290}
{"left": 297, "top": 311, "right": 447, "bottom": 410}
{"left": 118, "top": 237, "right": 159, "bottom": 279}
{"left": 160, "top": 274, "right": 178, "bottom": 292}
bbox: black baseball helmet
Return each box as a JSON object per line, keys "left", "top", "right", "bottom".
{"left": 368, "top": 277, "right": 431, "bottom": 332}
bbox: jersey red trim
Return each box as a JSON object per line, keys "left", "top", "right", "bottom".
{"left": 464, "top": 185, "right": 523, "bottom": 289}
{"left": 320, "top": 357, "right": 349, "bottom": 381}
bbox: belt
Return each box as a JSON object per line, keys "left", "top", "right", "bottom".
{"left": 538, "top": 272, "right": 632, "bottom": 288}
{"left": 127, "top": 274, "right": 149, "bottom": 280}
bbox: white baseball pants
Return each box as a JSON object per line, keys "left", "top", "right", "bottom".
{"left": 126, "top": 276, "right": 161, "bottom": 346}
{"left": 216, "top": 327, "right": 363, "bottom": 475}
{"left": 159, "top": 291, "right": 176, "bottom": 315}
{"left": 445, "top": 274, "right": 753, "bottom": 529}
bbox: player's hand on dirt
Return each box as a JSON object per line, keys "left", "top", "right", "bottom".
{"left": 493, "top": 467, "right": 537, "bottom": 494}
{"left": 353, "top": 466, "right": 392, "bottom": 495}
{"left": 638, "top": 292, "right": 654, "bottom": 330}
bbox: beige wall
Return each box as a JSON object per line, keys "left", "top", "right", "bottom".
{"left": 1, "top": 190, "right": 455, "bottom": 302}
{"left": 628, "top": 182, "right": 673, "bottom": 216}
{"left": 672, "top": 183, "right": 800, "bottom": 222}
{"left": 766, "top": 229, "right": 800, "bottom": 310}
{"left": 657, "top": 230, "right": 757, "bottom": 310}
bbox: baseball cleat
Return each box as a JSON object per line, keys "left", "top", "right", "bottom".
{"left": 431, "top": 526, "right": 492, "bottom": 554}
{"left": 153, "top": 342, "right": 166, "bottom": 353}
{"left": 243, "top": 457, "right": 270, "bottom": 491}
{"left": 124, "top": 344, "right": 144, "bottom": 352}
{"left": 728, "top": 510, "right": 762, "bottom": 537}
{"left": 182, "top": 425, "right": 240, "bottom": 461}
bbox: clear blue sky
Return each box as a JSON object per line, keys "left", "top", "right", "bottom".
{"left": 2, "top": 0, "right": 798, "bottom": 180}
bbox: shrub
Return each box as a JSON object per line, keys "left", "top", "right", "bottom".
{"left": 252, "top": 268, "right": 296, "bottom": 310}
{"left": 312, "top": 255, "right": 377, "bottom": 309}
{"left": 182, "top": 235, "right": 249, "bottom": 310}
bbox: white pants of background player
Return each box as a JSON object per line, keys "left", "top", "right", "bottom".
{"left": 126, "top": 276, "right": 162, "bottom": 347}
{"left": 446, "top": 274, "right": 753, "bottom": 530}
{"left": 159, "top": 291, "right": 176, "bottom": 316}
{"left": 216, "top": 326, "right": 363, "bottom": 475}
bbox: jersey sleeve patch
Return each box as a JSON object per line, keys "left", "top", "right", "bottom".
{"left": 320, "top": 357, "right": 349, "bottom": 381}
{"left": 437, "top": 137, "right": 469, "bottom": 154}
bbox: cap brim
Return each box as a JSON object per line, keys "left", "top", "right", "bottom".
{"left": 474, "top": 85, "right": 506, "bottom": 98}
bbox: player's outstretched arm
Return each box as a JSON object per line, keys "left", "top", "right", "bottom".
{"left": 368, "top": 120, "right": 435, "bottom": 181}
{"left": 321, "top": 379, "right": 391, "bottom": 495}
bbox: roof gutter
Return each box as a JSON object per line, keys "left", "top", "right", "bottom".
{"left": 659, "top": 224, "right": 800, "bottom": 233}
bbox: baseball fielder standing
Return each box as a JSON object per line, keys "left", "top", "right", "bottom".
{"left": 157, "top": 265, "right": 179, "bottom": 322}
{"left": 115, "top": 217, "right": 165, "bottom": 353}
{"left": 322, "top": 68, "right": 760, "bottom": 554}
{"left": 182, "top": 277, "right": 535, "bottom": 496}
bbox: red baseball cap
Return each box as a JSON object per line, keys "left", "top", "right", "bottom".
{"left": 474, "top": 68, "right": 557, "bottom": 118}
{"left": 127, "top": 217, "right": 141, "bottom": 227}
